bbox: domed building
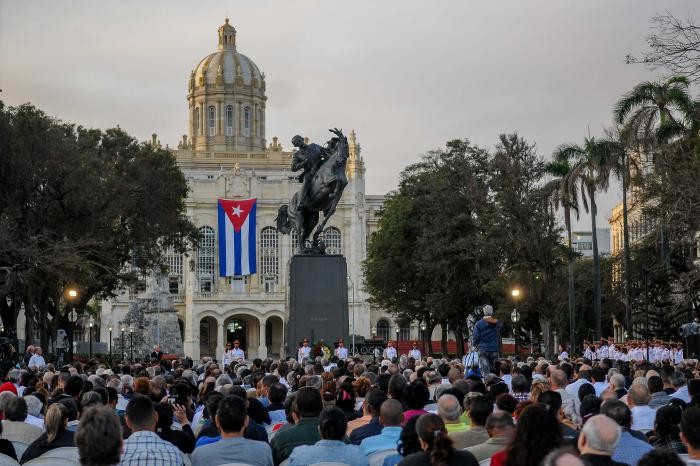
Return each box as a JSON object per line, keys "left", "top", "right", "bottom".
{"left": 98, "top": 19, "right": 396, "bottom": 360}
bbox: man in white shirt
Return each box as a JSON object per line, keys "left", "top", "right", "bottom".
{"left": 566, "top": 364, "right": 592, "bottom": 396}
{"left": 409, "top": 342, "right": 421, "bottom": 360}
{"left": 334, "top": 339, "right": 348, "bottom": 360}
{"left": 670, "top": 371, "right": 691, "bottom": 403}
{"left": 383, "top": 341, "right": 397, "bottom": 361}
{"left": 628, "top": 385, "right": 656, "bottom": 432}
{"left": 231, "top": 340, "right": 245, "bottom": 361}
{"left": 297, "top": 339, "right": 311, "bottom": 362}
{"left": 28, "top": 347, "right": 46, "bottom": 369}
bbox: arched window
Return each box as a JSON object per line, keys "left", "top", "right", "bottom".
{"left": 260, "top": 227, "right": 279, "bottom": 293}
{"left": 194, "top": 107, "right": 200, "bottom": 133}
{"left": 164, "top": 246, "right": 183, "bottom": 295}
{"left": 244, "top": 106, "right": 251, "bottom": 136}
{"left": 376, "top": 319, "right": 390, "bottom": 342}
{"left": 324, "top": 227, "right": 342, "bottom": 255}
{"left": 226, "top": 105, "right": 234, "bottom": 136}
{"left": 197, "top": 226, "right": 215, "bottom": 292}
{"left": 208, "top": 105, "right": 216, "bottom": 136}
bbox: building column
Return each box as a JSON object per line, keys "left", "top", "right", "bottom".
{"left": 215, "top": 320, "right": 225, "bottom": 362}
{"left": 280, "top": 320, "right": 285, "bottom": 359}
{"left": 258, "top": 320, "right": 268, "bottom": 359}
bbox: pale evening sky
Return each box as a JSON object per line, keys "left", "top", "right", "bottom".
{"left": 1, "top": 1, "right": 698, "bottom": 231}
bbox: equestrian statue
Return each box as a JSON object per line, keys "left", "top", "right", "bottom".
{"left": 276, "top": 128, "right": 349, "bottom": 253}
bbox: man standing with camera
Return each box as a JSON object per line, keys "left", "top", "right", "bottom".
{"left": 472, "top": 305, "right": 501, "bottom": 376}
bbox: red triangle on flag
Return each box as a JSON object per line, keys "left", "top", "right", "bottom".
{"left": 219, "top": 198, "right": 256, "bottom": 232}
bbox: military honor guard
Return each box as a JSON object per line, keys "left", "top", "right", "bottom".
{"left": 231, "top": 339, "right": 245, "bottom": 361}
{"left": 408, "top": 342, "right": 422, "bottom": 360}
{"left": 298, "top": 338, "right": 311, "bottom": 362}
{"left": 335, "top": 339, "right": 349, "bottom": 359}
{"left": 383, "top": 340, "right": 397, "bottom": 360}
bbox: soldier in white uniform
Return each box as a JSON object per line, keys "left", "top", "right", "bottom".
{"left": 298, "top": 338, "right": 311, "bottom": 362}
{"left": 383, "top": 340, "right": 397, "bottom": 360}
{"left": 222, "top": 341, "right": 233, "bottom": 367}
{"left": 231, "top": 339, "right": 245, "bottom": 361}
{"left": 408, "top": 342, "right": 422, "bottom": 360}
{"left": 335, "top": 339, "right": 348, "bottom": 359}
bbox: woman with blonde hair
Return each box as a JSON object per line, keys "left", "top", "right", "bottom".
{"left": 529, "top": 379, "right": 551, "bottom": 402}
{"left": 21, "top": 403, "right": 75, "bottom": 462}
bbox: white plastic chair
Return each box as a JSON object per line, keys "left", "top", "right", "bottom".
{"left": 309, "top": 463, "right": 352, "bottom": 466}
{"left": 10, "top": 442, "right": 27, "bottom": 461}
{"left": 279, "top": 459, "right": 291, "bottom": 466}
{"left": 23, "top": 458, "right": 79, "bottom": 466}
{"left": 0, "top": 452, "right": 19, "bottom": 466}
{"left": 368, "top": 449, "right": 396, "bottom": 466}
{"left": 479, "top": 459, "right": 492, "bottom": 466}
{"left": 36, "top": 447, "right": 79, "bottom": 461}
{"left": 219, "top": 463, "right": 254, "bottom": 466}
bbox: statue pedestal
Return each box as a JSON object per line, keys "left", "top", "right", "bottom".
{"left": 288, "top": 255, "right": 348, "bottom": 357}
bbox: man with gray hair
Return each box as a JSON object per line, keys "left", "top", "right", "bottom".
{"left": 23, "top": 395, "right": 45, "bottom": 430}
{"left": 577, "top": 415, "right": 627, "bottom": 466}
{"left": 669, "top": 371, "right": 690, "bottom": 402}
{"left": 627, "top": 384, "right": 655, "bottom": 432}
{"left": 437, "top": 394, "right": 464, "bottom": 432}
{"left": 466, "top": 412, "right": 514, "bottom": 462}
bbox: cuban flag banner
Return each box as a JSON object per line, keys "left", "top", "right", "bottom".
{"left": 218, "top": 198, "right": 257, "bottom": 276}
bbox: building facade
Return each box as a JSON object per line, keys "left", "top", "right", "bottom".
{"left": 99, "top": 19, "right": 380, "bottom": 360}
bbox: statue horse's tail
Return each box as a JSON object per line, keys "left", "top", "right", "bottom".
{"left": 276, "top": 205, "right": 293, "bottom": 234}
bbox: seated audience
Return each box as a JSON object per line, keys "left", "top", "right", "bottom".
{"left": 76, "top": 406, "right": 123, "bottom": 466}
{"left": 360, "top": 399, "right": 403, "bottom": 455}
{"left": 21, "top": 403, "right": 75, "bottom": 463}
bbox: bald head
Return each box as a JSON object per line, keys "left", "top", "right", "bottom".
{"left": 437, "top": 394, "right": 461, "bottom": 423}
{"left": 379, "top": 399, "right": 403, "bottom": 427}
{"left": 627, "top": 384, "right": 650, "bottom": 407}
{"left": 550, "top": 370, "right": 568, "bottom": 389}
{"left": 579, "top": 415, "right": 621, "bottom": 455}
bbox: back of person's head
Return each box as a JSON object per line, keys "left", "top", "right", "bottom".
{"left": 437, "top": 394, "right": 461, "bottom": 423}
{"left": 511, "top": 374, "right": 529, "bottom": 393}
{"left": 204, "top": 392, "right": 224, "bottom": 420}
{"left": 485, "top": 411, "right": 515, "bottom": 434}
{"left": 216, "top": 395, "right": 247, "bottom": 434}
{"left": 366, "top": 389, "right": 388, "bottom": 417}
{"left": 247, "top": 397, "right": 271, "bottom": 425}
{"left": 65, "top": 375, "right": 84, "bottom": 398}
{"left": 45, "top": 403, "right": 68, "bottom": 443}
{"left": 508, "top": 403, "right": 563, "bottom": 464}
{"left": 3, "top": 396, "right": 27, "bottom": 421}
{"left": 600, "top": 400, "right": 632, "bottom": 428}
{"left": 397, "top": 415, "right": 422, "bottom": 457}
{"left": 541, "top": 447, "right": 585, "bottom": 466}
{"left": 638, "top": 449, "right": 685, "bottom": 466}
{"left": 469, "top": 397, "right": 494, "bottom": 427}
{"left": 628, "top": 384, "right": 650, "bottom": 406}
{"left": 318, "top": 407, "right": 347, "bottom": 441}
{"left": 591, "top": 367, "right": 605, "bottom": 383}
{"left": 76, "top": 406, "right": 122, "bottom": 466}
{"left": 670, "top": 371, "right": 687, "bottom": 389}
{"left": 538, "top": 390, "right": 563, "bottom": 416}
{"left": 580, "top": 414, "right": 621, "bottom": 454}
{"left": 24, "top": 395, "right": 43, "bottom": 418}
{"left": 125, "top": 395, "right": 155, "bottom": 431}
{"left": 580, "top": 394, "right": 602, "bottom": 425}
{"left": 388, "top": 374, "right": 407, "bottom": 400}
{"left": 499, "top": 361, "right": 511, "bottom": 376}
{"left": 380, "top": 399, "right": 404, "bottom": 427}
{"left": 610, "top": 373, "right": 625, "bottom": 389}
{"left": 681, "top": 406, "right": 700, "bottom": 450}
{"left": 268, "top": 383, "right": 287, "bottom": 404}
{"left": 416, "top": 413, "right": 453, "bottom": 465}
{"left": 578, "top": 382, "right": 596, "bottom": 402}
{"left": 647, "top": 375, "right": 664, "bottom": 394}
{"left": 688, "top": 379, "right": 700, "bottom": 398}
{"left": 403, "top": 381, "right": 429, "bottom": 410}
{"left": 335, "top": 382, "right": 356, "bottom": 414}
{"left": 81, "top": 391, "right": 104, "bottom": 412}
{"left": 495, "top": 394, "right": 518, "bottom": 415}
{"left": 58, "top": 398, "right": 79, "bottom": 422}
{"left": 154, "top": 403, "right": 174, "bottom": 432}
{"left": 655, "top": 405, "right": 682, "bottom": 438}
{"left": 294, "top": 386, "right": 323, "bottom": 418}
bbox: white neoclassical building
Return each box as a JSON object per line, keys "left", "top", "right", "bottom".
{"left": 98, "top": 19, "right": 396, "bottom": 360}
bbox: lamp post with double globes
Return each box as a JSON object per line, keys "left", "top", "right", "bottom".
{"left": 66, "top": 289, "right": 78, "bottom": 362}
{"left": 108, "top": 323, "right": 113, "bottom": 365}
{"left": 511, "top": 288, "right": 522, "bottom": 358}
{"left": 129, "top": 324, "right": 135, "bottom": 362}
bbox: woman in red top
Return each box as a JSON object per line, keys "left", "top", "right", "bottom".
{"left": 490, "top": 403, "right": 562, "bottom": 466}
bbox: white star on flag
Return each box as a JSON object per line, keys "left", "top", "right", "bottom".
{"left": 231, "top": 205, "right": 243, "bottom": 217}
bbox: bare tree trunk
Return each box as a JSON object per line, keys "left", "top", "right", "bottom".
{"left": 589, "top": 184, "right": 603, "bottom": 340}
{"left": 540, "top": 317, "right": 554, "bottom": 360}
{"left": 455, "top": 320, "right": 465, "bottom": 358}
{"left": 440, "top": 320, "right": 448, "bottom": 355}
{"left": 426, "top": 323, "right": 435, "bottom": 356}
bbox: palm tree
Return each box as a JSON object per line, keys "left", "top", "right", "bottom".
{"left": 545, "top": 156, "right": 580, "bottom": 353}
{"left": 614, "top": 76, "right": 694, "bottom": 146}
{"left": 554, "top": 137, "right": 618, "bottom": 340}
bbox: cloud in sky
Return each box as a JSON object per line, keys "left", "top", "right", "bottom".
{"left": 1, "top": 0, "right": 698, "bottom": 230}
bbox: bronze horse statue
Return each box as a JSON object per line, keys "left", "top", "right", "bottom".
{"left": 276, "top": 128, "right": 349, "bottom": 253}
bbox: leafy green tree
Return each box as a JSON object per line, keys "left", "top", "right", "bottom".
{"left": 0, "top": 102, "right": 198, "bottom": 350}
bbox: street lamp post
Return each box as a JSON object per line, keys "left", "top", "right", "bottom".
{"left": 347, "top": 276, "right": 355, "bottom": 354}
{"left": 108, "top": 323, "right": 113, "bottom": 366}
{"left": 129, "top": 324, "right": 134, "bottom": 362}
{"left": 511, "top": 288, "right": 521, "bottom": 358}
{"left": 395, "top": 325, "right": 400, "bottom": 342}
{"left": 88, "top": 316, "right": 95, "bottom": 359}
{"left": 120, "top": 324, "right": 126, "bottom": 362}
{"left": 66, "top": 289, "right": 78, "bottom": 362}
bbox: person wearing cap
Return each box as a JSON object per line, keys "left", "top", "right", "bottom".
{"left": 298, "top": 339, "right": 311, "bottom": 362}
{"left": 472, "top": 305, "right": 501, "bottom": 375}
{"left": 382, "top": 341, "right": 397, "bottom": 361}
{"left": 409, "top": 342, "right": 421, "bottom": 360}
{"left": 335, "top": 340, "right": 348, "bottom": 359}
{"left": 231, "top": 340, "right": 245, "bottom": 361}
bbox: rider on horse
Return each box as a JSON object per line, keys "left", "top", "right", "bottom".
{"left": 291, "top": 135, "right": 328, "bottom": 210}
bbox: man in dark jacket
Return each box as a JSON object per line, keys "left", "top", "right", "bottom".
{"left": 472, "top": 305, "right": 502, "bottom": 376}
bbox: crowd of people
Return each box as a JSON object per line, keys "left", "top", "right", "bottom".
{"left": 579, "top": 339, "right": 685, "bottom": 365}
{"left": 2, "top": 339, "right": 700, "bottom": 466}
